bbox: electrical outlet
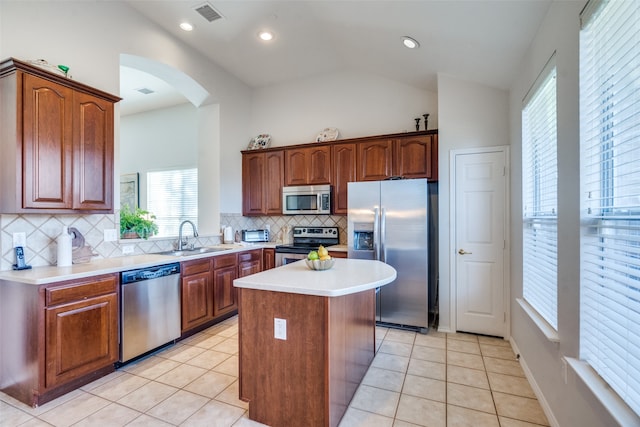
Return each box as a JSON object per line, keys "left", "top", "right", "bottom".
{"left": 122, "top": 245, "right": 134, "bottom": 255}
{"left": 104, "top": 229, "right": 118, "bottom": 242}
{"left": 12, "top": 232, "right": 26, "bottom": 248}
{"left": 561, "top": 358, "right": 568, "bottom": 384}
{"left": 274, "top": 318, "right": 287, "bottom": 340}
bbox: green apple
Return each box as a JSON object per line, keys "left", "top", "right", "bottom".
{"left": 308, "top": 250, "right": 319, "bottom": 260}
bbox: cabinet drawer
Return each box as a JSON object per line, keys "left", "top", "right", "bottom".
{"left": 182, "top": 259, "right": 211, "bottom": 276}
{"left": 238, "top": 250, "right": 261, "bottom": 263}
{"left": 46, "top": 275, "right": 118, "bottom": 307}
{"left": 213, "top": 253, "right": 237, "bottom": 269}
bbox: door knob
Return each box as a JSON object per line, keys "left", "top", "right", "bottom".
{"left": 458, "top": 249, "right": 472, "bottom": 255}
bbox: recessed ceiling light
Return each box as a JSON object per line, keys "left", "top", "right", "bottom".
{"left": 402, "top": 36, "right": 420, "bottom": 49}
{"left": 180, "top": 22, "right": 194, "bottom": 32}
{"left": 258, "top": 31, "right": 274, "bottom": 41}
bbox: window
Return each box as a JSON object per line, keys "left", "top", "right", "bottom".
{"left": 580, "top": 0, "right": 640, "bottom": 416}
{"left": 147, "top": 168, "right": 198, "bottom": 237}
{"left": 522, "top": 57, "right": 558, "bottom": 330}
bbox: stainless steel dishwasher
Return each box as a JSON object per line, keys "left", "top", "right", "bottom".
{"left": 120, "top": 263, "right": 181, "bottom": 363}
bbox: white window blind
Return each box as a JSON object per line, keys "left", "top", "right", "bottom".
{"left": 147, "top": 168, "right": 198, "bottom": 237}
{"left": 580, "top": 0, "right": 640, "bottom": 416}
{"left": 522, "top": 59, "right": 558, "bottom": 330}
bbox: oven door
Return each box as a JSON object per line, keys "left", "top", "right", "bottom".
{"left": 275, "top": 252, "right": 307, "bottom": 267}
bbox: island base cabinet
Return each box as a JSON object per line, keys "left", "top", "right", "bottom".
{"left": 238, "top": 288, "right": 375, "bottom": 427}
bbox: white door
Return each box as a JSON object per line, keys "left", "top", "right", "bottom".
{"left": 454, "top": 149, "right": 507, "bottom": 337}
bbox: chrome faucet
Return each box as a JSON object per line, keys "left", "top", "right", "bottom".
{"left": 178, "top": 220, "right": 198, "bottom": 251}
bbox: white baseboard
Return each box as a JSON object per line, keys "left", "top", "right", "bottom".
{"left": 509, "top": 337, "right": 560, "bottom": 427}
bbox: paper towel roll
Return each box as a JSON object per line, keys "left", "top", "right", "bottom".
{"left": 57, "top": 226, "right": 72, "bottom": 267}
{"left": 223, "top": 226, "right": 233, "bottom": 243}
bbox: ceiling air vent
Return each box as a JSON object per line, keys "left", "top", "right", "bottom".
{"left": 194, "top": 2, "right": 223, "bottom": 23}
{"left": 136, "top": 88, "right": 155, "bottom": 95}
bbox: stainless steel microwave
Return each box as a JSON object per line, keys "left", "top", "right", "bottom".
{"left": 282, "top": 185, "right": 332, "bottom": 215}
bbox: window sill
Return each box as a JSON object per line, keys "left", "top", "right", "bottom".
{"left": 565, "top": 358, "right": 640, "bottom": 426}
{"left": 516, "top": 298, "right": 559, "bottom": 343}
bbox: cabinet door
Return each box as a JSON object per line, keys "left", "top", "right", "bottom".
{"left": 182, "top": 272, "right": 214, "bottom": 332}
{"left": 331, "top": 143, "right": 357, "bottom": 215}
{"left": 394, "top": 134, "right": 435, "bottom": 180}
{"left": 285, "top": 149, "right": 308, "bottom": 186}
{"left": 357, "top": 139, "right": 394, "bottom": 181}
{"left": 308, "top": 146, "right": 331, "bottom": 184}
{"left": 238, "top": 260, "right": 261, "bottom": 278}
{"left": 242, "top": 152, "right": 265, "bottom": 215}
{"left": 213, "top": 265, "right": 237, "bottom": 317}
{"left": 285, "top": 146, "right": 331, "bottom": 186}
{"left": 45, "top": 293, "right": 118, "bottom": 388}
{"left": 22, "top": 73, "right": 73, "bottom": 209}
{"left": 263, "top": 248, "right": 276, "bottom": 270}
{"left": 72, "top": 91, "right": 114, "bottom": 210}
{"left": 264, "top": 151, "right": 284, "bottom": 215}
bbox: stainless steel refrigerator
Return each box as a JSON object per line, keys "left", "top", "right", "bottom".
{"left": 348, "top": 179, "right": 432, "bottom": 332}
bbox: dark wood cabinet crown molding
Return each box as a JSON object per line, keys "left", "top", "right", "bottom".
{"left": 241, "top": 129, "right": 438, "bottom": 154}
{"left": 0, "top": 58, "right": 121, "bottom": 102}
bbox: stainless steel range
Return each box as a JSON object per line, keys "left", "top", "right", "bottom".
{"left": 275, "top": 226, "right": 339, "bottom": 267}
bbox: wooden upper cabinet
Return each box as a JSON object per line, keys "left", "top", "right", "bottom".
{"left": 242, "top": 152, "right": 265, "bottom": 215}
{"left": 22, "top": 74, "right": 74, "bottom": 209}
{"left": 332, "top": 143, "right": 357, "bottom": 215}
{"left": 242, "top": 150, "right": 284, "bottom": 216}
{"left": 72, "top": 91, "right": 114, "bottom": 210}
{"left": 285, "top": 145, "right": 331, "bottom": 186}
{"left": 241, "top": 130, "right": 438, "bottom": 216}
{"left": 357, "top": 139, "right": 394, "bottom": 181}
{"left": 264, "top": 151, "right": 284, "bottom": 214}
{"left": 394, "top": 134, "right": 437, "bottom": 180}
{"left": 0, "top": 58, "right": 120, "bottom": 213}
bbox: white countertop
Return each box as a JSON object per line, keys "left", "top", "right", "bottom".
{"left": 233, "top": 258, "right": 396, "bottom": 297}
{"left": 0, "top": 243, "right": 268, "bottom": 285}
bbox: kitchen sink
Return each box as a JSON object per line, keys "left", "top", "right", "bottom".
{"left": 155, "top": 247, "right": 229, "bottom": 257}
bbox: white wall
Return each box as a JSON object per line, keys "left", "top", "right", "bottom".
{"left": 508, "top": 1, "right": 631, "bottom": 426}
{"left": 436, "top": 74, "right": 509, "bottom": 332}
{"left": 0, "top": 1, "right": 252, "bottom": 236}
{"left": 250, "top": 71, "right": 438, "bottom": 147}
{"left": 120, "top": 103, "right": 197, "bottom": 208}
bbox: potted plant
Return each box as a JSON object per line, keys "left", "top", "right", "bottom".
{"left": 119, "top": 205, "right": 159, "bottom": 239}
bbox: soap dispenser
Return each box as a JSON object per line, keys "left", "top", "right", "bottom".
{"left": 57, "top": 226, "right": 72, "bottom": 267}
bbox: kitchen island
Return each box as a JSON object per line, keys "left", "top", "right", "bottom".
{"left": 234, "top": 258, "right": 396, "bottom": 427}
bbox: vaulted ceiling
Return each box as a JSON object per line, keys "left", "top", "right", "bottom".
{"left": 121, "top": 0, "right": 552, "bottom": 115}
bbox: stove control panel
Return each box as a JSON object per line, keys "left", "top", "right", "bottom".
{"left": 292, "top": 226, "right": 339, "bottom": 238}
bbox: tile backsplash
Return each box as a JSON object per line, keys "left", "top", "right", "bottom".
{"left": 220, "top": 213, "right": 347, "bottom": 245}
{"left": 0, "top": 213, "right": 347, "bottom": 271}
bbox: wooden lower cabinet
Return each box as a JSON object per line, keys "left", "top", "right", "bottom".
{"left": 213, "top": 265, "right": 237, "bottom": 317}
{"left": 263, "top": 248, "right": 276, "bottom": 270}
{"left": 44, "top": 275, "right": 119, "bottom": 392}
{"left": 181, "top": 250, "right": 264, "bottom": 336}
{"left": 238, "top": 249, "right": 262, "bottom": 277}
{"left": 181, "top": 259, "right": 214, "bottom": 333}
{"left": 328, "top": 250, "right": 348, "bottom": 259}
{"left": 0, "top": 273, "right": 119, "bottom": 407}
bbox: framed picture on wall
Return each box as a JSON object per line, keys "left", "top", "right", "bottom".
{"left": 120, "top": 173, "right": 139, "bottom": 211}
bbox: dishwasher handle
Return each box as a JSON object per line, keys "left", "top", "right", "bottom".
{"left": 121, "top": 263, "right": 180, "bottom": 284}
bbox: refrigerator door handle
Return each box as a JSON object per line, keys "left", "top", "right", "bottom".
{"left": 381, "top": 207, "right": 387, "bottom": 262}
{"left": 374, "top": 207, "right": 380, "bottom": 260}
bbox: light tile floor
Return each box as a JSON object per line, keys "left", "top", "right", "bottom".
{"left": 0, "top": 316, "right": 549, "bottom": 426}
